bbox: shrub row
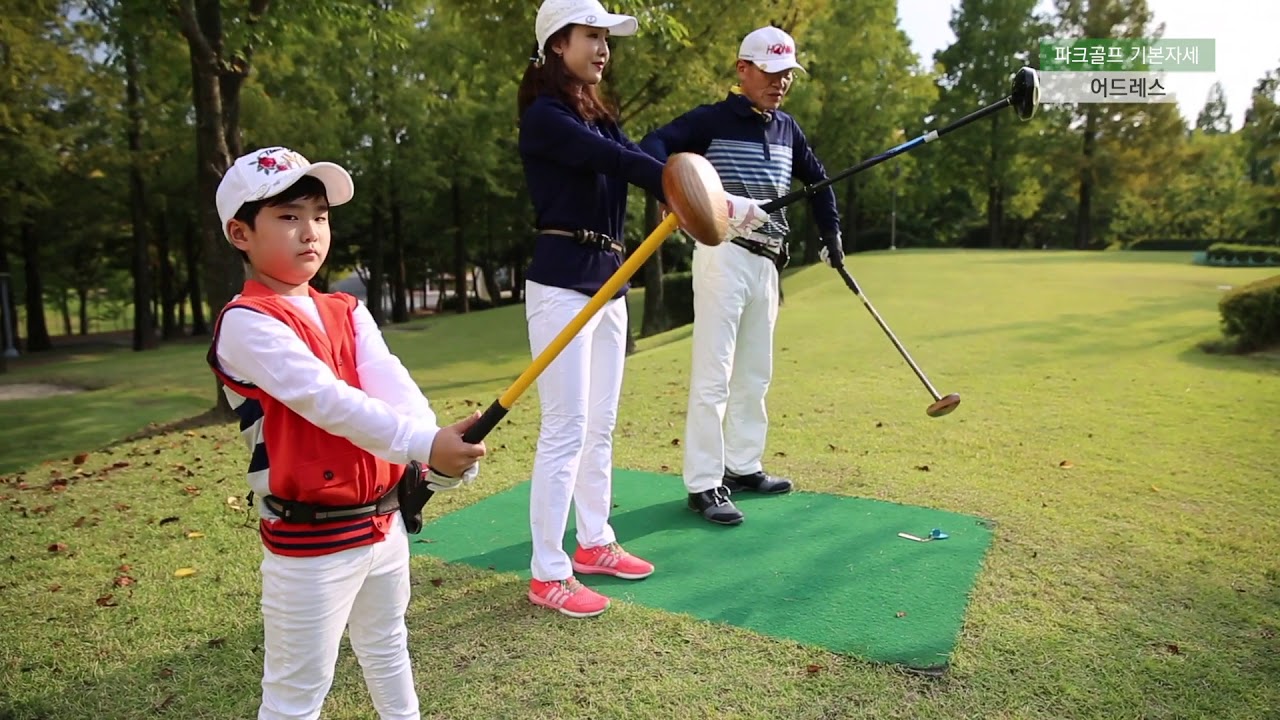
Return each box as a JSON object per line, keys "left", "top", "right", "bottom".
{"left": 1205, "top": 243, "right": 1280, "bottom": 266}
{"left": 1219, "top": 274, "right": 1280, "bottom": 351}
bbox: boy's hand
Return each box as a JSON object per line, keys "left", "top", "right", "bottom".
{"left": 427, "top": 411, "right": 487, "bottom": 480}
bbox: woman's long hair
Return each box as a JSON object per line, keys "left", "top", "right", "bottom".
{"left": 517, "top": 26, "right": 617, "bottom": 124}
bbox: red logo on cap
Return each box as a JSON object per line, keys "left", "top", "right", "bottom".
{"left": 766, "top": 43, "right": 793, "bottom": 56}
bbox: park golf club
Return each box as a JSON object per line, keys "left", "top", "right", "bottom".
{"left": 761, "top": 66, "right": 1041, "bottom": 418}
{"left": 459, "top": 153, "right": 729, "bottom": 444}
{"left": 461, "top": 67, "right": 1040, "bottom": 442}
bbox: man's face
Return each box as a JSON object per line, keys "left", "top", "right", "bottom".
{"left": 228, "top": 194, "right": 331, "bottom": 291}
{"left": 736, "top": 60, "right": 794, "bottom": 111}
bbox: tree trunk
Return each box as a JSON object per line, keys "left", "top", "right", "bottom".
{"left": 77, "top": 288, "right": 89, "bottom": 335}
{"left": 641, "top": 193, "right": 668, "bottom": 336}
{"left": 479, "top": 260, "right": 499, "bottom": 308}
{"left": 183, "top": 215, "right": 207, "bottom": 335}
{"left": 0, "top": 223, "right": 16, "bottom": 364}
{"left": 1075, "top": 107, "right": 1098, "bottom": 250}
{"left": 20, "top": 219, "right": 51, "bottom": 352}
{"left": 367, "top": 192, "right": 387, "bottom": 325}
{"left": 126, "top": 30, "right": 157, "bottom": 352}
{"left": 451, "top": 179, "right": 469, "bottom": 314}
{"left": 389, "top": 184, "right": 408, "bottom": 322}
{"left": 58, "top": 289, "right": 72, "bottom": 336}
{"left": 155, "top": 209, "right": 180, "bottom": 339}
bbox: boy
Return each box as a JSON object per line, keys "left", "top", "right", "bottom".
{"left": 206, "top": 145, "right": 486, "bottom": 720}
{"left": 640, "top": 27, "right": 843, "bottom": 526}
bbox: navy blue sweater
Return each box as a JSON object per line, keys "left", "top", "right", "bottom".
{"left": 640, "top": 91, "right": 841, "bottom": 245}
{"left": 519, "top": 94, "right": 666, "bottom": 298}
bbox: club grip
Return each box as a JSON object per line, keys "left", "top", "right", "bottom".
{"left": 462, "top": 399, "right": 508, "bottom": 444}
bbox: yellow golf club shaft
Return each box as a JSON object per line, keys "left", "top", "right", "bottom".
{"left": 462, "top": 213, "right": 681, "bottom": 443}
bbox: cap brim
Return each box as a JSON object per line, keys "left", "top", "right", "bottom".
{"left": 753, "top": 58, "right": 806, "bottom": 74}
{"left": 252, "top": 162, "right": 354, "bottom": 208}
{"left": 575, "top": 11, "right": 638, "bottom": 36}
{"left": 301, "top": 162, "right": 355, "bottom": 207}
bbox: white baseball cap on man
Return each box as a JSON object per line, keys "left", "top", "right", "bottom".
{"left": 738, "top": 26, "right": 807, "bottom": 74}
{"left": 535, "top": 0, "right": 638, "bottom": 60}
{"left": 215, "top": 146, "right": 354, "bottom": 242}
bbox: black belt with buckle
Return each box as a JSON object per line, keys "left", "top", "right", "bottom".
{"left": 540, "top": 228, "right": 624, "bottom": 254}
{"left": 261, "top": 479, "right": 402, "bottom": 524}
{"left": 730, "top": 237, "right": 785, "bottom": 265}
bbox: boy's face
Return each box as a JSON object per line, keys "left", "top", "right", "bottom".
{"left": 228, "top": 194, "right": 330, "bottom": 290}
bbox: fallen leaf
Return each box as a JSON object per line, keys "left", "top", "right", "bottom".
{"left": 114, "top": 503, "right": 130, "bottom": 512}
{"left": 185, "top": 531, "right": 204, "bottom": 539}
{"left": 154, "top": 694, "right": 175, "bottom": 711}
{"left": 112, "top": 461, "right": 130, "bottom": 469}
{"left": 182, "top": 485, "right": 200, "bottom": 496}
{"left": 118, "top": 564, "right": 132, "bottom": 572}
{"left": 827, "top": 443, "right": 839, "bottom": 451}
{"left": 114, "top": 575, "right": 136, "bottom": 587}
{"left": 95, "top": 594, "right": 117, "bottom": 607}
{"left": 915, "top": 465, "right": 930, "bottom": 472}
{"left": 207, "top": 637, "right": 226, "bottom": 648}
{"left": 805, "top": 664, "right": 823, "bottom": 675}
{"left": 158, "top": 516, "right": 179, "bottom": 526}
{"left": 73, "top": 453, "right": 89, "bottom": 465}
{"left": 159, "top": 668, "right": 174, "bottom": 679}
{"left": 73, "top": 516, "right": 88, "bottom": 528}
{"left": 670, "top": 438, "right": 680, "bottom": 446}
{"left": 174, "top": 567, "right": 197, "bottom": 578}
{"left": 48, "top": 542, "right": 67, "bottom": 553}
{"left": 48, "top": 583, "right": 62, "bottom": 592}
{"left": 1151, "top": 485, "right": 1160, "bottom": 492}
{"left": 659, "top": 464, "right": 671, "bottom": 472}
{"left": 875, "top": 421, "right": 884, "bottom": 428}
{"left": 1162, "top": 642, "right": 1181, "bottom": 655}
{"left": 896, "top": 611, "right": 907, "bottom": 618}
{"left": 49, "top": 479, "right": 68, "bottom": 493}
{"left": 774, "top": 451, "right": 787, "bottom": 458}
{"left": 430, "top": 578, "right": 444, "bottom": 587}
{"left": 184, "top": 431, "right": 196, "bottom": 437}
{"left": 1058, "top": 460, "right": 1075, "bottom": 469}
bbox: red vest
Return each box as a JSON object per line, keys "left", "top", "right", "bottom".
{"left": 208, "top": 280, "right": 403, "bottom": 557}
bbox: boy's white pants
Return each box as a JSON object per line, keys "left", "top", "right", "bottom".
{"left": 259, "top": 512, "right": 419, "bottom": 720}
{"left": 525, "top": 280, "right": 626, "bottom": 582}
{"left": 683, "top": 242, "right": 779, "bottom": 494}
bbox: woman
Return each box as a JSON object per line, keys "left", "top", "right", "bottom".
{"left": 517, "top": 0, "right": 766, "bottom": 618}
{"left": 515, "top": 0, "right": 663, "bottom": 619}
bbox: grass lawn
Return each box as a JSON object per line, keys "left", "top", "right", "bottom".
{"left": 1, "top": 250, "right": 1277, "bottom": 719}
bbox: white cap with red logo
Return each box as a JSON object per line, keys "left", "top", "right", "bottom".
{"left": 738, "top": 26, "right": 806, "bottom": 74}
{"left": 215, "top": 146, "right": 354, "bottom": 242}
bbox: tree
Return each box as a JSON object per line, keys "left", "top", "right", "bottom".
{"left": 1195, "top": 81, "right": 1231, "bottom": 134}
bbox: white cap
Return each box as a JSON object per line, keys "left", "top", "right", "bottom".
{"left": 535, "top": 0, "right": 638, "bottom": 61}
{"left": 215, "top": 146, "right": 354, "bottom": 242}
{"left": 738, "top": 26, "right": 806, "bottom": 74}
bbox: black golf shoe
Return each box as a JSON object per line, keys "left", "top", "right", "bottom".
{"left": 723, "top": 470, "right": 793, "bottom": 495}
{"left": 687, "top": 486, "right": 744, "bottom": 525}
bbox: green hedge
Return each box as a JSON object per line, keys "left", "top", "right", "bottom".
{"left": 660, "top": 271, "right": 695, "bottom": 328}
{"left": 1219, "top": 274, "right": 1280, "bottom": 351}
{"left": 1205, "top": 243, "right": 1280, "bottom": 266}
{"left": 1128, "top": 238, "right": 1279, "bottom": 252}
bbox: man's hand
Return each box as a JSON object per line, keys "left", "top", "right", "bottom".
{"left": 819, "top": 233, "right": 845, "bottom": 268}
{"left": 427, "top": 410, "right": 487, "bottom": 480}
{"left": 724, "top": 193, "right": 770, "bottom": 241}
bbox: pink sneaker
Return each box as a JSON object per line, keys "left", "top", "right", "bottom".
{"left": 528, "top": 577, "right": 610, "bottom": 618}
{"left": 572, "top": 542, "right": 655, "bottom": 580}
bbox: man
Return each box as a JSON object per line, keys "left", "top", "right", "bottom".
{"left": 640, "top": 26, "right": 843, "bottom": 525}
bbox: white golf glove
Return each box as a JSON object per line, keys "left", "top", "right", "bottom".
{"left": 724, "top": 194, "right": 770, "bottom": 241}
{"left": 426, "top": 462, "right": 479, "bottom": 492}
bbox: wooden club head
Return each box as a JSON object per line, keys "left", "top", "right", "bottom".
{"left": 661, "top": 153, "right": 728, "bottom": 246}
{"left": 926, "top": 393, "right": 961, "bottom": 418}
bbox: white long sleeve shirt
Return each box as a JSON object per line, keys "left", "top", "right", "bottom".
{"left": 215, "top": 295, "right": 439, "bottom": 466}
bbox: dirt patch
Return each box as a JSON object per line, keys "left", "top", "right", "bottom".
{"left": 0, "top": 383, "right": 86, "bottom": 401}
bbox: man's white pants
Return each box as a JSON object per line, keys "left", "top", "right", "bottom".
{"left": 684, "top": 242, "right": 779, "bottom": 494}
{"left": 259, "top": 513, "right": 418, "bottom": 720}
{"left": 525, "top": 280, "right": 626, "bottom": 582}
